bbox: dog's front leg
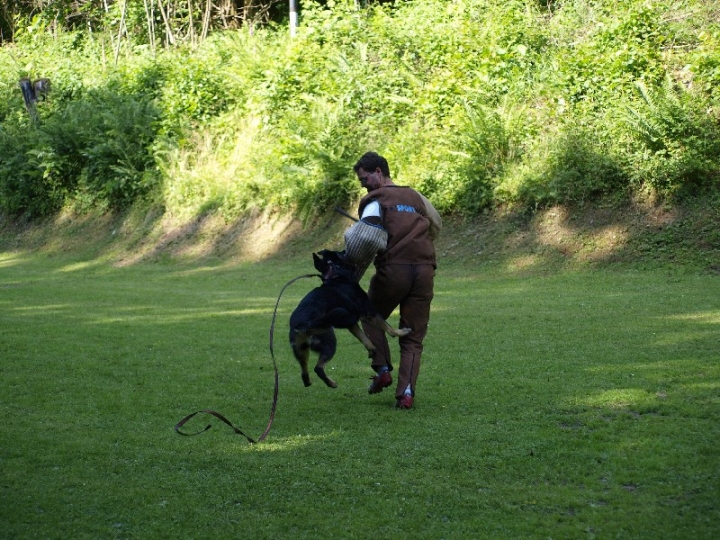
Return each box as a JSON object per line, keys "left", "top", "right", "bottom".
{"left": 362, "top": 315, "right": 411, "bottom": 338}
{"left": 348, "top": 323, "right": 376, "bottom": 358}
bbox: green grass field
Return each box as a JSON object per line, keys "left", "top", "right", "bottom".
{"left": 1, "top": 250, "right": 719, "bottom": 539}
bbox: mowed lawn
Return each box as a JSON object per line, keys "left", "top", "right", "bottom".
{"left": 1, "top": 250, "right": 719, "bottom": 539}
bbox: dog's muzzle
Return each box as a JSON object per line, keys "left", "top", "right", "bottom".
{"left": 343, "top": 220, "right": 388, "bottom": 280}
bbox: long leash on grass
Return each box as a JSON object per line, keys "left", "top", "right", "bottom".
{"left": 174, "top": 273, "right": 321, "bottom": 442}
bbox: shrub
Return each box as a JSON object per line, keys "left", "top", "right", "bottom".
{"left": 38, "top": 90, "right": 161, "bottom": 209}
{"left": 0, "top": 89, "right": 161, "bottom": 217}
{"left": 494, "top": 121, "right": 626, "bottom": 207}
{"left": 621, "top": 81, "right": 720, "bottom": 197}
{"left": 0, "top": 123, "right": 66, "bottom": 217}
{"left": 251, "top": 94, "right": 365, "bottom": 222}
{"left": 690, "top": 29, "right": 720, "bottom": 103}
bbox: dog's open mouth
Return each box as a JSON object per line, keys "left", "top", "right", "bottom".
{"left": 322, "top": 263, "right": 335, "bottom": 281}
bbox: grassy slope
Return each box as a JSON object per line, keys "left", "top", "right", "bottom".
{"left": 1, "top": 196, "right": 718, "bottom": 273}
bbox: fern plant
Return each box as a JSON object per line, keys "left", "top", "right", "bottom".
{"left": 623, "top": 80, "right": 720, "bottom": 196}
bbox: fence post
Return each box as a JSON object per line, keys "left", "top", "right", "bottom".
{"left": 290, "top": 0, "right": 298, "bottom": 37}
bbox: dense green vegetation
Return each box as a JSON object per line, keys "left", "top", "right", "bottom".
{"left": 1, "top": 0, "right": 718, "bottom": 221}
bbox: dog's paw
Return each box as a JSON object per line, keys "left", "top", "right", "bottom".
{"left": 302, "top": 373, "right": 312, "bottom": 387}
{"left": 397, "top": 327, "right": 412, "bottom": 337}
{"left": 314, "top": 366, "right": 338, "bottom": 389}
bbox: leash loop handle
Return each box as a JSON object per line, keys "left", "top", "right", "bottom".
{"left": 174, "top": 273, "right": 321, "bottom": 443}
{"left": 175, "top": 410, "right": 256, "bottom": 443}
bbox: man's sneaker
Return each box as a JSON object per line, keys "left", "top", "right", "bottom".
{"left": 368, "top": 371, "right": 392, "bottom": 394}
{"left": 396, "top": 395, "right": 414, "bottom": 409}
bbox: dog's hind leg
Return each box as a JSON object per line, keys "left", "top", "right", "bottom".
{"left": 310, "top": 330, "right": 338, "bottom": 388}
{"left": 314, "top": 357, "right": 338, "bottom": 388}
{"left": 290, "top": 331, "right": 313, "bottom": 387}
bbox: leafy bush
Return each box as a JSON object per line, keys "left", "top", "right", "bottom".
{"left": 249, "top": 94, "right": 365, "bottom": 222}
{"left": 0, "top": 123, "right": 66, "bottom": 217}
{"left": 0, "top": 88, "right": 161, "bottom": 216}
{"left": 690, "top": 29, "right": 720, "bottom": 103}
{"left": 500, "top": 124, "right": 627, "bottom": 207}
{"left": 39, "top": 91, "right": 160, "bottom": 209}
{"left": 158, "top": 46, "right": 235, "bottom": 131}
{"left": 621, "top": 81, "right": 720, "bottom": 197}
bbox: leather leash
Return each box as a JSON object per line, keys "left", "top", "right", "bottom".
{"left": 174, "top": 273, "right": 321, "bottom": 442}
{"left": 334, "top": 206, "right": 359, "bottom": 222}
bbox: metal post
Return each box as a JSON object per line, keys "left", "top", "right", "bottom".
{"left": 290, "top": 0, "right": 298, "bottom": 37}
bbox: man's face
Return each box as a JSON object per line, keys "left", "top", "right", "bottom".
{"left": 356, "top": 167, "right": 382, "bottom": 192}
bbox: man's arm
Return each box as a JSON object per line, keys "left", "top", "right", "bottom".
{"left": 360, "top": 199, "right": 383, "bottom": 227}
{"left": 418, "top": 193, "right": 442, "bottom": 241}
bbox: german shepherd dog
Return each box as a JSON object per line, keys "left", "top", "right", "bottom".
{"left": 289, "top": 250, "right": 411, "bottom": 388}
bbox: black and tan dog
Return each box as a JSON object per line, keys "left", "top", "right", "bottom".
{"left": 289, "top": 250, "right": 411, "bottom": 388}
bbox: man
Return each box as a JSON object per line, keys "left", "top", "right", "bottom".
{"left": 351, "top": 151, "right": 441, "bottom": 409}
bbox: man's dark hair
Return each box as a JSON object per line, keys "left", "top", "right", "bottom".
{"left": 354, "top": 151, "right": 390, "bottom": 177}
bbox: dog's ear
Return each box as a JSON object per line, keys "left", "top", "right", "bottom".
{"left": 313, "top": 252, "right": 326, "bottom": 272}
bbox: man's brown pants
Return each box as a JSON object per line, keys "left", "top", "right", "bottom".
{"left": 362, "top": 263, "right": 435, "bottom": 399}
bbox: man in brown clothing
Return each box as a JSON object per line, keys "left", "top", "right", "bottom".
{"left": 352, "top": 152, "right": 441, "bottom": 409}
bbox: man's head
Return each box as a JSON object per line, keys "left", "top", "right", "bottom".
{"left": 354, "top": 152, "right": 392, "bottom": 192}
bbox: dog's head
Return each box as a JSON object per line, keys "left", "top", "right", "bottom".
{"left": 312, "top": 250, "right": 356, "bottom": 282}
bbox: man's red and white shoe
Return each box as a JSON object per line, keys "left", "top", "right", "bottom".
{"left": 368, "top": 371, "right": 392, "bottom": 394}
{"left": 395, "top": 395, "right": 414, "bottom": 409}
